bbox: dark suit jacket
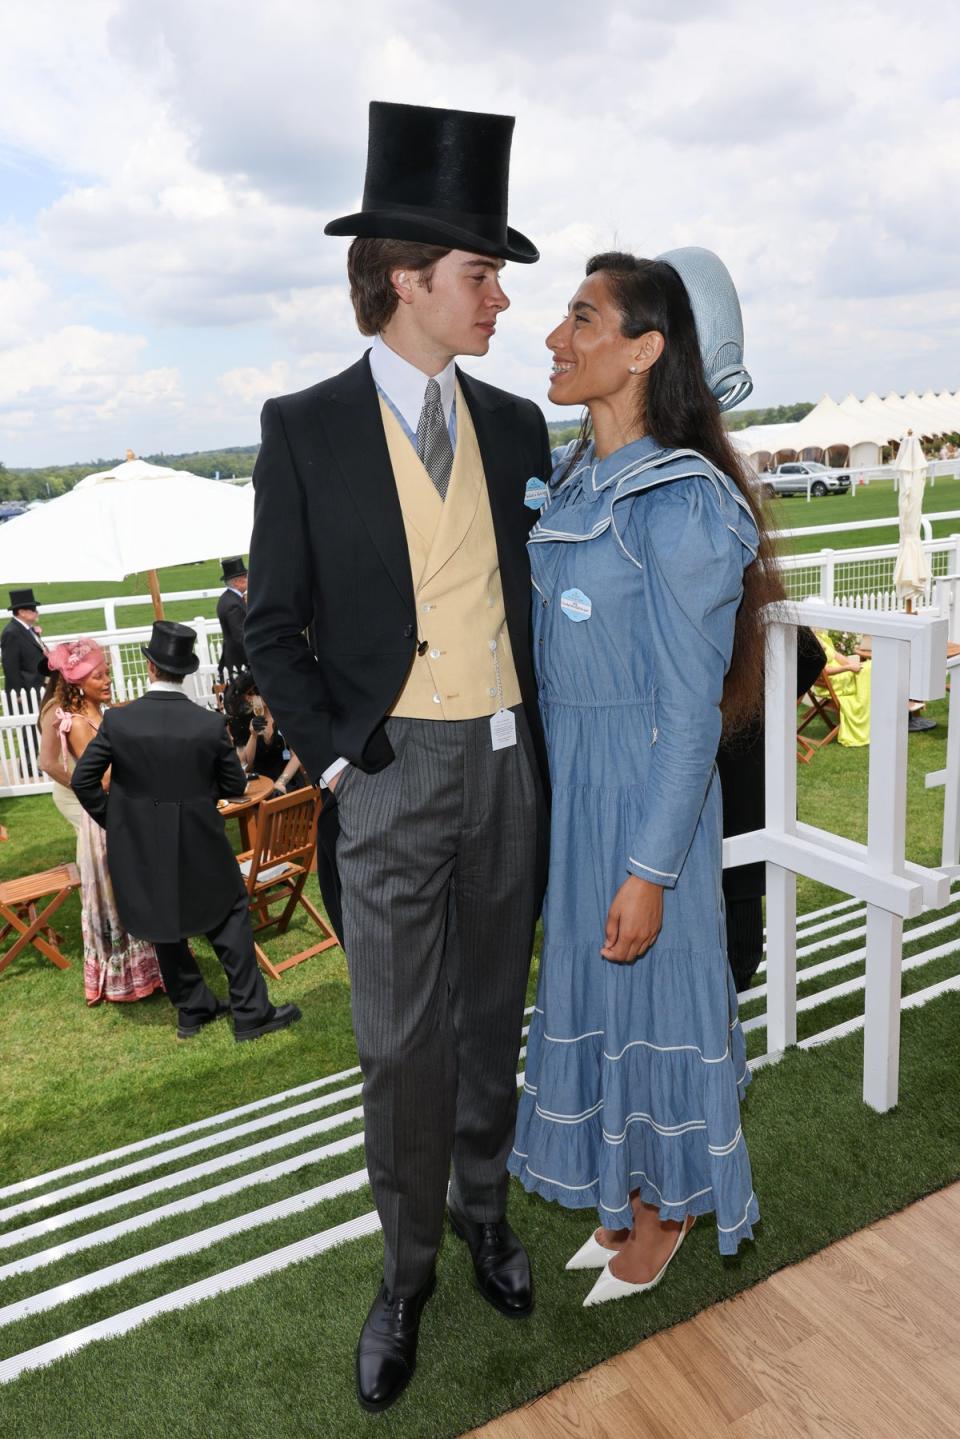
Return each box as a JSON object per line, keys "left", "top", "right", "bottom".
{"left": 72, "top": 689, "right": 247, "bottom": 943}
{"left": 244, "top": 353, "right": 552, "bottom": 936}
{"left": 217, "top": 588, "right": 247, "bottom": 676}
{"left": 1, "top": 619, "right": 46, "bottom": 697}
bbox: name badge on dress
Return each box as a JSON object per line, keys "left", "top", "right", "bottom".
{"left": 524, "top": 478, "right": 548, "bottom": 510}
{"left": 560, "top": 588, "right": 592, "bottom": 622}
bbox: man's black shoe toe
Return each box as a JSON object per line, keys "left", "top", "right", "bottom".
{"left": 448, "top": 1204, "right": 533, "bottom": 1317}
{"left": 234, "top": 1002, "right": 302, "bottom": 1043}
{"left": 356, "top": 1275, "right": 434, "bottom": 1413}
{"left": 176, "top": 999, "right": 230, "bottom": 1040}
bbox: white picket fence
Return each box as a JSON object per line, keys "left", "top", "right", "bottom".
{"left": 0, "top": 617, "right": 234, "bottom": 795}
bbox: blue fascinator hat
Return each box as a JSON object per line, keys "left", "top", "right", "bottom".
{"left": 656, "top": 246, "right": 753, "bottom": 412}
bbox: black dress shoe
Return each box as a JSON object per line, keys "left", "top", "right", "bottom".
{"left": 448, "top": 1203, "right": 533, "bottom": 1317}
{"left": 356, "top": 1274, "right": 435, "bottom": 1413}
{"left": 907, "top": 713, "right": 937, "bottom": 732}
{"left": 176, "top": 999, "right": 230, "bottom": 1040}
{"left": 234, "top": 1002, "right": 302, "bottom": 1043}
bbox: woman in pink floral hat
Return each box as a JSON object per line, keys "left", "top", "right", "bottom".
{"left": 38, "top": 640, "right": 164, "bottom": 1004}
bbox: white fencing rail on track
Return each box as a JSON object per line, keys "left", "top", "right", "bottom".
{"left": 723, "top": 598, "right": 950, "bottom": 1113}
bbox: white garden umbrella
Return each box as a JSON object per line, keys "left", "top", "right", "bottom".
{"left": 892, "top": 430, "right": 930, "bottom": 611}
{"left": 0, "top": 455, "right": 254, "bottom": 617}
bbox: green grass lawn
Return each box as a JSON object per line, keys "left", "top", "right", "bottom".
{"left": 767, "top": 473, "right": 960, "bottom": 555}
{"left": 0, "top": 567, "right": 955, "bottom": 1435}
{"left": 24, "top": 559, "right": 225, "bottom": 640}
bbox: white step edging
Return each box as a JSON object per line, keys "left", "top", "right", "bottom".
{"left": 0, "top": 1167, "right": 371, "bottom": 1330}
{"left": 0, "top": 1108, "right": 364, "bottom": 1252}
{"left": 0, "top": 1066, "right": 364, "bottom": 1202}
{"left": 0, "top": 1210, "right": 383, "bottom": 1386}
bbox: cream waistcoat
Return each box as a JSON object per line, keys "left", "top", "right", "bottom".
{"left": 380, "top": 388, "right": 522, "bottom": 721}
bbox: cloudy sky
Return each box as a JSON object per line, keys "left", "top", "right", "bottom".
{"left": 1, "top": 0, "right": 957, "bottom": 466}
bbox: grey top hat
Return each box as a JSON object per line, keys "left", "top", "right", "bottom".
{"left": 656, "top": 247, "right": 753, "bottom": 412}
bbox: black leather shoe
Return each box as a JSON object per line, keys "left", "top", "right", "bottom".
{"left": 176, "top": 1000, "right": 230, "bottom": 1040}
{"left": 356, "top": 1274, "right": 435, "bottom": 1413}
{"left": 448, "top": 1204, "right": 533, "bottom": 1317}
{"left": 234, "top": 1002, "right": 302, "bottom": 1043}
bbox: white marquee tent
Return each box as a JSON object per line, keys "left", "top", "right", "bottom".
{"left": 732, "top": 389, "right": 960, "bottom": 469}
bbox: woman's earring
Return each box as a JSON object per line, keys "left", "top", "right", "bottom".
{"left": 628, "top": 365, "right": 639, "bottom": 374}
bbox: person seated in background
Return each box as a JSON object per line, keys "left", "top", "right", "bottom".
{"left": 223, "top": 669, "right": 306, "bottom": 797}
{"left": 812, "top": 629, "right": 871, "bottom": 747}
{"left": 1, "top": 587, "right": 48, "bottom": 702}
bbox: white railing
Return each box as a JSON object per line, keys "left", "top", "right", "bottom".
{"left": 0, "top": 618, "right": 231, "bottom": 795}
{"left": 27, "top": 587, "right": 222, "bottom": 635}
{"left": 779, "top": 534, "right": 959, "bottom": 606}
{"left": 724, "top": 600, "right": 950, "bottom": 1113}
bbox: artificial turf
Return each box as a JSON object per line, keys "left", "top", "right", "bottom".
{"left": 0, "top": 564, "right": 955, "bottom": 1435}
{"left": 0, "top": 993, "right": 957, "bottom": 1439}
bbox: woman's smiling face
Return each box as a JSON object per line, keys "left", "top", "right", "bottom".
{"left": 546, "top": 272, "right": 641, "bottom": 409}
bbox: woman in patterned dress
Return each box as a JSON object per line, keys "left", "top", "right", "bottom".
{"left": 38, "top": 640, "right": 164, "bottom": 1004}
{"left": 508, "top": 250, "right": 781, "bottom": 1306}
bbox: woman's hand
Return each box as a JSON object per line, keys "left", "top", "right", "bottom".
{"left": 602, "top": 875, "right": 663, "bottom": 963}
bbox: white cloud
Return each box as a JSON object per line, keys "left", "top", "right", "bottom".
{"left": 1, "top": 0, "right": 959, "bottom": 462}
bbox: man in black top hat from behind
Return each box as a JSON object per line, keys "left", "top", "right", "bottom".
{"left": 217, "top": 556, "right": 248, "bottom": 678}
{"left": 245, "top": 102, "right": 550, "bottom": 1412}
{"left": 2, "top": 588, "right": 48, "bottom": 701}
{"left": 72, "top": 620, "right": 301, "bottom": 1043}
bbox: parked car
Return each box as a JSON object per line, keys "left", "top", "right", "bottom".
{"left": 0, "top": 502, "right": 28, "bottom": 523}
{"left": 760, "top": 462, "right": 851, "bottom": 498}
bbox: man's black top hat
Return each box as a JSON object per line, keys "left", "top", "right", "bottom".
{"left": 141, "top": 620, "right": 200, "bottom": 676}
{"left": 9, "top": 588, "right": 39, "bottom": 612}
{"left": 324, "top": 101, "right": 538, "bottom": 264}
{"left": 220, "top": 556, "right": 248, "bottom": 583}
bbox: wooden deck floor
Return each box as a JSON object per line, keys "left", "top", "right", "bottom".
{"left": 472, "top": 1182, "right": 960, "bottom": 1438}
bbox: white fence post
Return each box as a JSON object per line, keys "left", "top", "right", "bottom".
{"left": 821, "top": 548, "right": 836, "bottom": 601}
{"left": 764, "top": 620, "right": 798, "bottom": 1054}
{"left": 862, "top": 635, "right": 911, "bottom": 1112}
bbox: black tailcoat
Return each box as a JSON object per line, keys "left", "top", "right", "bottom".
{"left": 244, "top": 353, "right": 552, "bottom": 934}
{"left": 1, "top": 619, "right": 46, "bottom": 697}
{"left": 72, "top": 690, "right": 247, "bottom": 943}
{"left": 216, "top": 588, "right": 247, "bottom": 675}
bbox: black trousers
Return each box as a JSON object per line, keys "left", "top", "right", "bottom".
{"left": 154, "top": 886, "right": 272, "bottom": 1025}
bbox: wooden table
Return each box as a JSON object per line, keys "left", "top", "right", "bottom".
{"left": 217, "top": 775, "right": 273, "bottom": 849}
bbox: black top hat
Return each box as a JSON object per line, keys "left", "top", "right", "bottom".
{"left": 9, "top": 588, "right": 39, "bottom": 612}
{"left": 141, "top": 620, "right": 200, "bottom": 676}
{"left": 324, "top": 102, "right": 538, "bottom": 264}
{"left": 220, "top": 556, "right": 248, "bottom": 583}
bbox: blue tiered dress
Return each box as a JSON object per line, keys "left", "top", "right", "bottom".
{"left": 508, "top": 436, "right": 760, "bottom": 1254}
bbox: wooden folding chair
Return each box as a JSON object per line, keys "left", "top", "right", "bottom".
{"left": 0, "top": 863, "right": 80, "bottom": 974}
{"left": 797, "top": 668, "right": 842, "bottom": 763}
{"left": 236, "top": 788, "right": 339, "bottom": 979}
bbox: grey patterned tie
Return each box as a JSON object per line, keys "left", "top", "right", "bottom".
{"left": 416, "top": 377, "right": 454, "bottom": 501}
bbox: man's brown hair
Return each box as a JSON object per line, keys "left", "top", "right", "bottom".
{"left": 346, "top": 238, "right": 451, "bottom": 335}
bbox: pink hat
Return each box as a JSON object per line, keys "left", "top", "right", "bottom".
{"left": 46, "top": 639, "right": 107, "bottom": 685}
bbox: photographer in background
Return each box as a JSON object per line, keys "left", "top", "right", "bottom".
{"left": 223, "top": 670, "right": 306, "bottom": 797}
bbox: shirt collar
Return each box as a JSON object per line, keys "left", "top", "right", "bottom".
{"left": 149, "top": 681, "right": 186, "bottom": 694}
{"left": 369, "top": 333, "right": 456, "bottom": 436}
{"left": 225, "top": 584, "right": 245, "bottom": 596}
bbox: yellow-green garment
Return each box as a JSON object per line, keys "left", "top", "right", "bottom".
{"left": 814, "top": 632, "right": 871, "bottom": 746}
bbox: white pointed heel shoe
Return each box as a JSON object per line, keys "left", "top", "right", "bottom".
{"left": 582, "top": 1217, "right": 695, "bottom": 1307}
{"left": 565, "top": 1231, "right": 620, "bottom": 1271}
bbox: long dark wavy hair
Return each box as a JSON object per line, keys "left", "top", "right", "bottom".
{"left": 564, "top": 251, "right": 783, "bottom": 732}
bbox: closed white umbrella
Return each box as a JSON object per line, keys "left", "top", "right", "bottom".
{"left": 892, "top": 430, "right": 930, "bottom": 611}
{"left": 0, "top": 455, "right": 254, "bottom": 617}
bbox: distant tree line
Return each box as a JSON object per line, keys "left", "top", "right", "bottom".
{"left": 0, "top": 408, "right": 816, "bottom": 503}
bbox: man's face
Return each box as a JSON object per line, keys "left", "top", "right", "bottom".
{"left": 233, "top": 576, "right": 248, "bottom": 595}
{"left": 402, "top": 250, "right": 510, "bottom": 361}
{"left": 15, "top": 607, "right": 38, "bottom": 624}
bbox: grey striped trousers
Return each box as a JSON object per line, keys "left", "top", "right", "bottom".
{"left": 335, "top": 708, "right": 544, "bottom": 1295}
